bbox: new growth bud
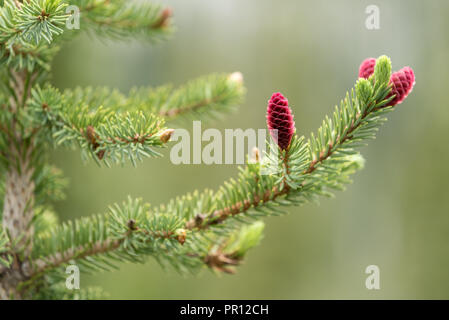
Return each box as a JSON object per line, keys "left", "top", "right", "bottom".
{"left": 152, "top": 7, "right": 172, "bottom": 29}
{"left": 227, "top": 72, "right": 244, "bottom": 85}
{"left": 175, "top": 228, "right": 187, "bottom": 245}
{"left": 251, "top": 147, "right": 260, "bottom": 163}
{"left": 160, "top": 129, "right": 175, "bottom": 143}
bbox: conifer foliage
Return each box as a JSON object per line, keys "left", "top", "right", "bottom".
{"left": 0, "top": 0, "right": 415, "bottom": 299}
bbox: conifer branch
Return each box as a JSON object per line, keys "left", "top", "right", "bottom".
{"left": 0, "top": 0, "right": 68, "bottom": 46}
{"left": 0, "top": 0, "right": 417, "bottom": 299}
{"left": 31, "top": 284, "right": 107, "bottom": 299}
{"left": 17, "top": 57, "right": 413, "bottom": 291}
{"left": 28, "top": 86, "right": 170, "bottom": 165}
{"left": 20, "top": 197, "right": 262, "bottom": 280}
{"left": 0, "top": 0, "right": 173, "bottom": 71}
{"left": 69, "top": 0, "right": 173, "bottom": 41}
{"left": 184, "top": 58, "right": 394, "bottom": 232}
{"left": 157, "top": 72, "right": 245, "bottom": 120}
{"left": 27, "top": 73, "right": 244, "bottom": 165}
{"left": 0, "top": 41, "right": 59, "bottom": 71}
{"left": 125, "top": 72, "right": 245, "bottom": 121}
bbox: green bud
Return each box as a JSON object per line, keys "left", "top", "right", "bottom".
{"left": 356, "top": 78, "right": 374, "bottom": 106}
{"left": 224, "top": 221, "right": 265, "bottom": 258}
{"left": 34, "top": 209, "right": 59, "bottom": 234}
{"left": 374, "top": 55, "right": 392, "bottom": 85}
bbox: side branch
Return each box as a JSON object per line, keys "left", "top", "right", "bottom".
{"left": 185, "top": 86, "right": 393, "bottom": 230}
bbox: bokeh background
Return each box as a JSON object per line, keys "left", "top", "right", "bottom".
{"left": 50, "top": 0, "right": 449, "bottom": 299}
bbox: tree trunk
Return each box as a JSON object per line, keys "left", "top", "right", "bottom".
{"left": 0, "top": 145, "right": 35, "bottom": 300}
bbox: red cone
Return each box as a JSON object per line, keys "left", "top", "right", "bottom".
{"left": 386, "top": 67, "right": 415, "bottom": 106}
{"left": 358, "top": 57, "right": 376, "bottom": 79}
{"left": 266, "top": 92, "right": 295, "bottom": 150}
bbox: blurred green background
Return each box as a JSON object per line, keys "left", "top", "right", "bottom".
{"left": 50, "top": 0, "right": 449, "bottom": 299}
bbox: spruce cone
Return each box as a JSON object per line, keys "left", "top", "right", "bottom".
{"left": 358, "top": 57, "right": 376, "bottom": 79}
{"left": 386, "top": 66, "right": 415, "bottom": 106}
{"left": 266, "top": 92, "right": 295, "bottom": 150}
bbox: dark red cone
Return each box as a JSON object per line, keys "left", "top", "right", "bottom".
{"left": 266, "top": 92, "right": 295, "bottom": 150}
{"left": 386, "top": 67, "right": 415, "bottom": 106}
{"left": 358, "top": 57, "right": 376, "bottom": 79}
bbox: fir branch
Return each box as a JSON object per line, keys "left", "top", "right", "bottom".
{"left": 31, "top": 284, "right": 108, "bottom": 300}
{"left": 0, "top": 41, "right": 60, "bottom": 71}
{"left": 15, "top": 55, "right": 406, "bottom": 289}
{"left": 0, "top": 0, "right": 172, "bottom": 71}
{"left": 26, "top": 72, "right": 244, "bottom": 165}
{"left": 0, "top": 0, "right": 415, "bottom": 299}
{"left": 48, "top": 73, "right": 245, "bottom": 122}
{"left": 66, "top": 0, "right": 173, "bottom": 42}
{"left": 33, "top": 164, "right": 67, "bottom": 207}
{"left": 0, "top": 0, "right": 69, "bottom": 46}
{"left": 22, "top": 197, "right": 264, "bottom": 279}
{"left": 177, "top": 57, "right": 395, "bottom": 232}
{"left": 155, "top": 72, "right": 245, "bottom": 121}
{"left": 24, "top": 197, "right": 189, "bottom": 278}
{"left": 28, "top": 85, "right": 172, "bottom": 165}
